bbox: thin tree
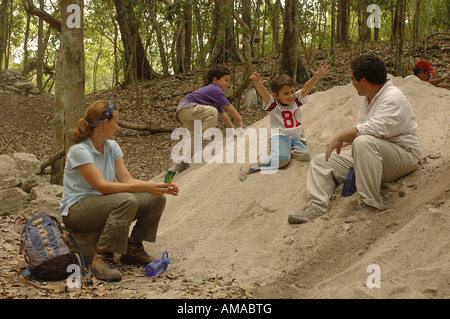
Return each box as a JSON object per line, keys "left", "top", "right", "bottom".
{"left": 280, "top": 0, "right": 309, "bottom": 83}
{"left": 22, "top": 0, "right": 85, "bottom": 184}
{"left": 113, "top": 0, "right": 159, "bottom": 86}
{"left": 0, "top": 0, "right": 9, "bottom": 69}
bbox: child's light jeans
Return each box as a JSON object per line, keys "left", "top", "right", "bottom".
{"left": 251, "top": 134, "right": 310, "bottom": 172}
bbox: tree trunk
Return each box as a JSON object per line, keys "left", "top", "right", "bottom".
{"left": 330, "top": 0, "right": 336, "bottom": 58}
{"left": 52, "top": 46, "right": 64, "bottom": 185}
{"left": 262, "top": 0, "right": 269, "bottom": 57}
{"left": 358, "top": 0, "right": 371, "bottom": 42}
{"left": 207, "top": 0, "right": 241, "bottom": 66}
{"left": 111, "top": 13, "right": 119, "bottom": 86}
{"left": 173, "top": 16, "right": 185, "bottom": 74}
{"left": 150, "top": 0, "right": 169, "bottom": 75}
{"left": 413, "top": 0, "right": 420, "bottom": 51}
{"left": 0, "top": 0, "right": 9, "bottom": 69}
{"left": 337, "top": 0, "right": 350, "bottom": 46}
{"left": 280, "top": 0, "right": 298, "bottom": 80}
{"left": 279, "top": 0, "right": 308, "bottom": 83}
{"left": 252, "top": 0, "right": 262, "bottom": 57}
{"left": 273, "top": 0, "right": 281, "bottom": 57}
{"left": 192, "top": 0, "right": 206, "bottom": 69}
{"left": 49, "top": 0, "right": 85, "bottom": 185}
{"left": 242, "top": 0, "right": 252, "bottom": 52}
{"left": 61, "top": 0, "right": 85, "bottom": 152}
{"left": 318, "top": 0, "right": 327, "bottom": 50}
{"left": 23, "top": 12, "right": 31, "bottom": 75}
{"left": 183, "top": 1, "right": 192, "bottom": 72}
{"left": 118, "top": 120, "right": 175, "bottom": 132}
{"left": 424, "top": 0, "right": 431, "bottom": 55}
{"left": 36, "top": 0, "right": 44, "bottom": 92}
{"left": 394, "top": 0, "right": 406, "bottom": 76}
{"left": 22, "top": 0, "right": 63, "bottom": 183}
{"left": 113, "top": 0, "right": 159, "bottom": 86}
{"left": 229, "top": 4, "right": 252, "bottom": 106}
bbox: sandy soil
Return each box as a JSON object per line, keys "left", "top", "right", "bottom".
{"left": 1, "top": 75, "right": 449, "bottom": 301}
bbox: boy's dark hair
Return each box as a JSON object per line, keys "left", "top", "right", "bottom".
{"left": 207, "top": 65, "right": 231, "bottom": 83}
{"left": 351, "top": 55, "right": 387, "bottom": 85}
{"left": 270, "top": 74, "right": 295, "bottom": 94}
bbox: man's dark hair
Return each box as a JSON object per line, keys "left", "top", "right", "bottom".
{"left": 270, "top": 74, "right": 295, "bottom": 94}
{"left": 351, "top": 55, "right": 387, "bottom": 85}
{"left": 207, "top": 65, "right": 231, "bottom": 83}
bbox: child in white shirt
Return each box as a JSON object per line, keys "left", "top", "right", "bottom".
{"left": 240, "top": 63, "right": 330, "bottom": 180}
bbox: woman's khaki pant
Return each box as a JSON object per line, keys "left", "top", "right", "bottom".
{"left": 63, "top": 193, "right": 166, "bottom": 255}
{"left": 306, "top": 135, "right": 418, "bottom": 212}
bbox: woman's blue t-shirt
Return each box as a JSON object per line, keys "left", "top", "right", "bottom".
{"left": 59, "top": 138, "right": 123, "bottom": 217}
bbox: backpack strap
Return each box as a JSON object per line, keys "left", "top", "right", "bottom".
{"left": 61, "top": 226, "right": 87, "bottom": 277}
{"left": 38, "top": 224, "right": 55, "bottom": 258}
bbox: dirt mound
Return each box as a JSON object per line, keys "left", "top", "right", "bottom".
{"left": 149, "top": 76, "right": 450, "bottom": 298}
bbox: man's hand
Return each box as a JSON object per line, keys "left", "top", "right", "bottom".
{"left": 324, "top": 128, "right": 359, "bottom": 161}
{"left": 325, "top": 137, "right": 344, "bottom": 161}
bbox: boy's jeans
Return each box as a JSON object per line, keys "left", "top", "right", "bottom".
{"left": 252, "top": 134, "right": 309, "bottom": 172}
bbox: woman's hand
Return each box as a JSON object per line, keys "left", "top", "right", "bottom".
{"left": 165, "top": 183, "right": 179, "bottom": 196}
{"left": 146, "top": 182, "right": 179, "bottom": 197}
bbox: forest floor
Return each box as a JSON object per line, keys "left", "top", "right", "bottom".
{"left": 0, "top": 39, "right": 449, "bottom": 301}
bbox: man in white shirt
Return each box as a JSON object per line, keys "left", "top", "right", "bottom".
{"left": 289, "top": 55, "right": 421, "bottom": 224}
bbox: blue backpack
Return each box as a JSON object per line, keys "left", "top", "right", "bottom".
{"left": 20, "top": 213, "right": 85, "bottom": 281}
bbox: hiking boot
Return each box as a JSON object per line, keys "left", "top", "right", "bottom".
{"left": 174, "top": 162, "right": 190, "bottom": 173}
{"left": 120, "top": 242, "right": 153, "bottom": 266}
{"left": 288, "top": 206, "right": 324, "bottom": 224}
{"left": 345, "top": 201, "right": 379, "bottom": 223}
{"left": 91, "top": 251, "right": 122, "bottom": 281}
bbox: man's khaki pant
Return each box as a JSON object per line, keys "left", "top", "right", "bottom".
{"left": 63, "top": 193, "right": 166, "bottom": 255}
{"left": 177, "top": 105, "right": 218, "bottom": 161}
{"left": 306, "top": 135, "right": 418, "bottom": 212}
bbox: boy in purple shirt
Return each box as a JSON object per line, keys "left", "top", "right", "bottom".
{"left": 174, "top": 65, "right": 243, "bottom": 172}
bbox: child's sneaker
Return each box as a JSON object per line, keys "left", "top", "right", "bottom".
{"left": 239, "top": 164, "right": 260, "bottom": 181}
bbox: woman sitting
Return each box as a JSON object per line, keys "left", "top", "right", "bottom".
{"left": 60, "top": 100, "right": 179, "bottom": 281}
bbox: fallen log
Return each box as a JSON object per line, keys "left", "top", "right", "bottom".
{"left": 118, "top": 120, "right": 176, "bottom": 133}
{"left": 40, "top": 149, "right": 65, "bottom": 173}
